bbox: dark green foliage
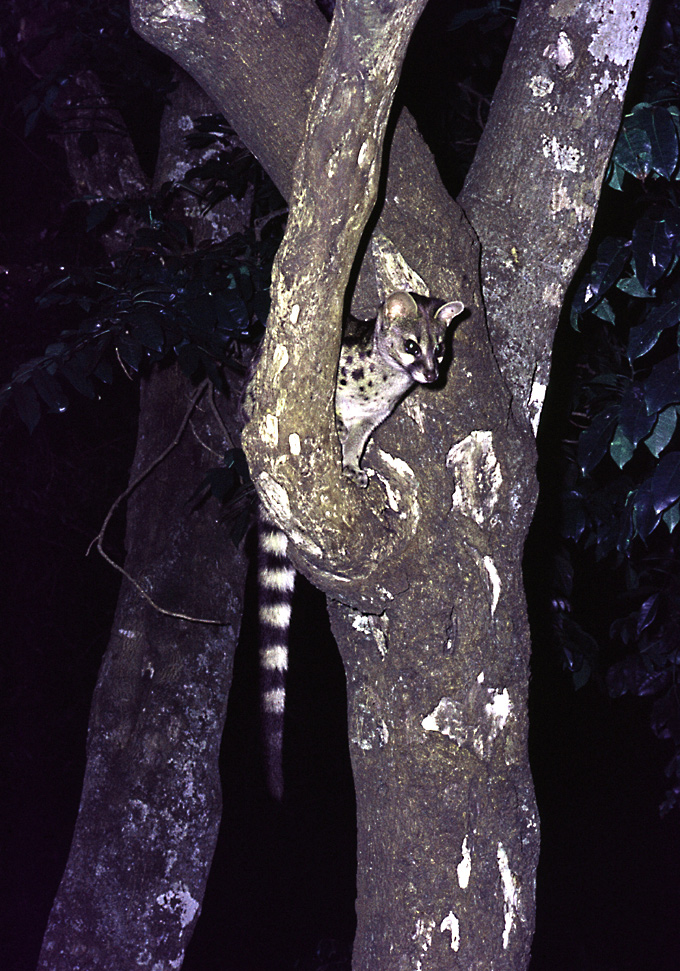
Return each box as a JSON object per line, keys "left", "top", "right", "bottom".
{"left": 192, "top": 447, "right": 255, "bottom": 548}
{"left": 0, "top": 118, "right": 287, "bottom": 430}
{"left": 558, "top": 9, "right": 680, "bottom": 812}
{"left": 15, "top": 0, "right": 174, "bottom": 163}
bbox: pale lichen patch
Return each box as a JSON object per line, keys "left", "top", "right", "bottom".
{"left": 497, "top": 843, "right": 521, "bottom": 950}
{"left": 529, "top": 380, "right": 547, "bottom": 436}
{"left": 447, "top": 431, "right": 502, "bottom": 525}
{"left": 457, "top": 835, "right": 472, "bottom": 889}
{"left": 376, "top": 448, "right": 414, "bottom": 478}
{"left": 370, "top": 230, "right": 429, "bottom": 300}
{"left": 411, "top": 916, "right": 435, "bottom": 970}
{"left": 155, "top": 884, "right": 200, "bottom": 928}
{"left": 288, "top": 433, "right": 301, "bottom": 456}
{"left": 543, "top": 30, "right": 574, "bottom": 69}
{"left": 551, "top": 182, "right": 593, "bottom": 223}
{"left": 440, "top": 911, "right": 461, "bottom": 951}
{"left": 542, "top": 135, "right": 584, "bottom": 173}
{"left": 422, "top": 681, "right": 513, "bottom": 759}
{"left": 258, "top": 472, "right": 290, "bottom": 520}
{"left": 587, "top": 0, "right": 645, "bottom": 68}
{"left": 260, "top": 414, "right": 279, "bottom": 447}
{"left": 375, "top": 473, "right": 401, "bottom": 513}
{"left": 402, "top": 397, "right": 426, "bottom": 431}
{"left": 349, "top": 609, "right": 388, "bottom": 657}
{"left": 485, "top": 687, "right": 512, "bottom": 733}
{"left": 357, "top": 137, "right": 374, "bottom": 169}
{"left": 529, "top": 74, "right": 554, "bottom": 97}
{"left": 482, "top": 555, "right": 501, "bottom": 616}
{"left": 272, "top": 342, "right": 289, "bottom": 376}
{"left": 150, "top": 0, "right": 206, "bottom": 24}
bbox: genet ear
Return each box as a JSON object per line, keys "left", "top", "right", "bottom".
{"left": 383, "top": 291, "right": 418, "bottom": 322}
{"left": 435, "top": 300, "right": 465, "bottom": 326}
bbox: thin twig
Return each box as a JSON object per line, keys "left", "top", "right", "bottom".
{"left": 208, "top": 383, "right": 233, "bottom": 448}
{"left": 190, "top": 420, "right": 223, "bottom": 458}
{"left": 88, "top": 378, "right": 225, "bottom": 625}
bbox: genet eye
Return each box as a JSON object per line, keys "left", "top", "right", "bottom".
{"left": 404, "top": 339, "right": 420, "bottom": 356}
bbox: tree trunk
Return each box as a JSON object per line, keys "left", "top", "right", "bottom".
{"left": 38, "top": 367, "right": 248, "bottom": 971}
{"left": 39, "top": 0, "right": 651, "bottom": 966}
{"left": 37, "top": 76, "right": 252, "bottom": 969}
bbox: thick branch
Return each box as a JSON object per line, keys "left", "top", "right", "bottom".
{"left": 459, "top": 0, "right": 651, "bottom": 430}
{"left": 131, "top": 0, "right": 523, "bottom": 606}
{"left": 242, "top": 0, "right": 430, "bottom": 591}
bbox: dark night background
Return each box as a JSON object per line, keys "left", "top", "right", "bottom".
{"left": 2, "top": 2, "right": 680, "bottom": 969}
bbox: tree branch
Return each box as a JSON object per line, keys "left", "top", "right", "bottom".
{"left": 459, "top": 0, "right": 651, "bottom": 430}
{"left": 242, "top": 0, "right": 432, "bottom": 592}
{"left": 131, "top": 0, "right": 528, "bottom": 605}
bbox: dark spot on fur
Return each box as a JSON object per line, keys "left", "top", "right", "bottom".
{"left": 339, "top": 378, "right": 347, "bottom": 386}
{"left": 352, "top": 368, "right": 365, "bottom": 381}
{"left": 345, "top": 355, "right": 353, "bottom": 365}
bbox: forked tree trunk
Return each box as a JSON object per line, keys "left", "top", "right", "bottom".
{"left": 40, "top": 0, "right": 650, "bottom": 967}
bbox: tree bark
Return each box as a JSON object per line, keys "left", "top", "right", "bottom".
{"left": 233, "top": 3, "right": 537, "bottom": 968}
{"left": 113, "top": 0, "right": 649, "bottom": 968}
{"left": 460, "top": 0, "right": 652, "bottom": 431}
{"left": 37, "top": 75, "right": 251, "bottom": 969}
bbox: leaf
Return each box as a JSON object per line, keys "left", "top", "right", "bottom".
{"left": 643, "top": 105, "right": 680, "bottom": 179}
{"left": 633, "top": 480, "right": 662, "bottom": 539}
{"left": 61, "top": 361, "right": 95, "bottom": 398}
{"left": 662, "top": 500, "right": 680, "bottom": 533}
{"left": 176, "top": 343, "right": 202, "bottom": 380}
{"left": 637, "top": 594, "right": 659, "bottom": 635}
{"left": 645, "top": 406, "right": 677, "bottom": 458}
{"left": 644, "top": 356, "right": 680, "bottom": 414}
{"left": 577, "top": 407, "right": 618, "bottom": 474}
{"left": 13, "top": 382, "right": 41, "bottom": 431}
{"left": 606, "top": 159, "right": 626, "bottom": 191}
{"left": 632, "top": 217, "right": 675, "bottom": 291}
{"left": 651, "top": 451, "right": 680, "bottom": 514}
{"left": 117, "top": 336, "right": 144, "bottom": 371}
{"left": 86, "top": 201, "right": 115, "bottom": 232}
{"left": 214, "top": 289, "right": 249, "bottom": 333}
{"left": 31, "top": 369, "right": 69, "bottom": 413}
{"left": 94, "top": 356, "right": 114, "bottom": 384}
{"left": 561, "top": 490, "right": 586, "bottom": 541}
{"left": 590, "top": 297, "right": 617, "bottom": 324}
{"left": 614, "top": 106, "right": 653, "bottom": 180}
{"left": 628, "top": 297, "right": 680, "bottom": 360}
{"left": 618, "top": 383, "right": 655, "bottom": 447}
{"left": 609, "top": 425, "right": 635, "bottom": 468}
{"left": 133, "top": 313, "right": 165, "bottom": 354}
{"left": 571, "top": 238, "right": 630, "bottom": 314}
{"left": 617, "top": 274, "right": 656, "bottom": 298}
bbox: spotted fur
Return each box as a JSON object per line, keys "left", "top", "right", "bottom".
{"left": 335, "top": 291, "right": 464, "bottom": 486}
{"left": 258, "top": 290, "right": 464, "bottom": 797}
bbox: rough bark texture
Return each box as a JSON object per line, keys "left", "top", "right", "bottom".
{"left": 38, "top": 367, "right": 248, "bottom": 971}
{"left": 459, "top": 0, "right": 652, "bottom": 432}
{"left": 116, "top": 0, "right": 646, "bottom": 968}
{"left": 37, "top": 76, "right": 251, "bottom": 969}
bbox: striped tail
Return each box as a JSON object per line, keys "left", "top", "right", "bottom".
{"left": 257, "top": 510, "right": 296, "bottom": 800}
